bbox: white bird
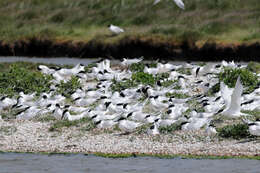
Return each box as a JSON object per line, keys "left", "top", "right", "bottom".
{"left": 37, "top": 65, "right": 56, "bottom": 75}
{"left": 205, "top": 124, "right": 217, "bottom": 136}
{"left": 153, "top": 0, "right": 185, "bottom": 10}
{"left": 147, "top": 123, "right": 160, "bottom": 135}
{"left": 108, "top": 24, "right": 124, "bottom": 35}
{"left": 95, "top": 119, "right": 118, "bottom": 129}
{"left": 0, "top": 96, "right": 16, "bottom": 110}
{"left": 121, "top": 57, "right": 143, "bottom": 66}
{"left": 222, "top": 76, "right": 245, "bottom": 118}
{"left": 118, "top": 117, "right": 142, "bottom": 133}
{"left": 61, "top": 110, "right": 87, "bottom": 121}
{"left": 16, "top": 106, "right": 42, "bottom": 120}
{"left": 248, "top": 120, "right": 260, "bottom": 136}
{"left": 182, "top": 117, "right": 210, "bottom": 131}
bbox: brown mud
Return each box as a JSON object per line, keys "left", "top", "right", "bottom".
{"left": 0, "top": 37, "right": 260, "bottom": 61}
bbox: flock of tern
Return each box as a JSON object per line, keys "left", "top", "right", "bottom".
{"left": 0, "top": 59, "right": 259, "bottom": 136}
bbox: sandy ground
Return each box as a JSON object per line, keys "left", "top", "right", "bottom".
{"left": 0, "top": 120, "right": 259, "bottom": 157}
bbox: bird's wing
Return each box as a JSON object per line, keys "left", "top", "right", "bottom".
{"left": 153, "top": 0, "right": 161, "bottom": 5}
{"left": 173, "top": 0, "right": 185, "bottom": 9}
{"left": 220, "top": 82, "right": 233, "bottom": 108}
{"left": 228, "top": 76, "right": 243, "bottom": 113}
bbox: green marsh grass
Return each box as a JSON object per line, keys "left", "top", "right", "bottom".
{"left": 0, "top": 0, "right": 260, "bottom": 43}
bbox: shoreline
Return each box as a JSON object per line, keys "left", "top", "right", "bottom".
{"left": 0, "top": 37, "right": 260, "bottom": 61}
{"left": 0, "top": 120, "right": 259, "bottom": 159}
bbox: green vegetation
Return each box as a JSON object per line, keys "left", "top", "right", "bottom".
{"left": 111, "top": 78, "right": 137, "bottom": 92}
{"left": 132, "top": 72, "right": 156, "bottom": 85}
{"left": 207, "top": 83, "right": 220, "bottom": 96}
{"left": 35, "top": 115, "right": 57, "bottom": 122}
{"left": 112, "top": 72, "right": 157, "bottom": 92}
{"left": 129, "top": 63, "right": 146, "bottom": 72}
{"left": 166, "top": 92, "right": 189, "bottom": 99}
{"left": 56, "top": 76, "right": 81, "bottom": 98}
{"left": 219, "top": 67, "right": 259, "bottom": 93}
{"left": 159, "top": 123, "right": 182, "bottom": 134}
{"left": 49, "top": 117, "right": 95, "bottom": 132}
{"left": 186, "top": 99, "right": 205, "bottom": 113}
{"left": 176, "top": 68, "right": 191, "bottom": 75}
{"left": 0, "top": 150, "right": 260, "bottom": 160}
{"left": 247, "top": 61, "right": 260, "bottom": 73}
{"left": 0, "top": 63, "right": 52, "bottom": 97}
{"left": 241, "top": 110, "right": 260, "bottom": 120}
{"left": 0, "top": 0, "right": 260, "bottom": 43}
{"left": 112, "top": 71, "right": 175, "bottom": 92}
{"left": 217, "top": 124, "right": 251, "bottom": 140}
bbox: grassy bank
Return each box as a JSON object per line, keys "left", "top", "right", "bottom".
{"left": 0, "top": 150, "right": 260, "bottom": 160}
{"left": 0, "top": 0, "right": 260, "bottom": 44}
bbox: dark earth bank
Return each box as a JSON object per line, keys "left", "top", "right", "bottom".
{"left": 0, "top": 37, "right": 260, "bottom": 61}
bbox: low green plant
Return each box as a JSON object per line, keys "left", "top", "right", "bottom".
{"left": 186, "top": 99, "right": 205, "bottom": 113}
{"left": 217, "top": 124, "right": 250, "bottom": 139}
{"left": 0, "top": 64, "right": 52, "bottom": 97}
{"left": 219, "top": 67, "right": 259, "bottom": 93}
{"left": 129, "top": 62, "right": 158, "bottom": 73}
{"left": 155, "top": 72, "right": 169, "bottom": 80}
{"left": 176, "top": 68, "right": 192, "bottom": 75}
{"left": 36, "top": 115, "right": 57, "bottom": 122}
{"left": 241, "top": 110, "right": 260, "bottom": 120}
{"left": 166, "top": 92, "right": 189, "bottom": 99}
{"left": 111, "top": 78, "right": 137, "bottom": 92}
{"left": 247, "top": 61, "right": 260, "bottom": 74}
{"left": 49, "top": 117, "right": 94, "bottom": 132}
{"left": 160, "top": 80, "right": 175, "bottom": 87}
{"left": 207, "top": 83, "right": 220, "bottom": 96}
{"left": 131, "top": 72, "right": 156, "bottom": 86}
{"left": 159, "top": 123, "right": 182, "bottom": 134}
{"left": 56, "top": 76, "right": 81, "bottom": 98}
{"left": 129, "top": 63, "right": 145, "bottom": 72}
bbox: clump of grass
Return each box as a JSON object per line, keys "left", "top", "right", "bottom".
{"left": 247, "top": 61, "right": 260, "bottom": 74}
{"left": 129, "top": 63, "right": 145, "bottom": 72}
{"left": 0, "top": 63, "right": 52, "bottom": 97}
{"left": 186, "top": 99, "right": 205, "bottom": 113}
{"left": 56, "top": 76, "right": 81, "bottom": 98}
{"left": 217, "top": 124, "right": 250, "bottom": 139}
{"left": 129, "top": 62, "right": 158, "bottom": 72}
{"left": 36, "top": 115, "right": 57, "bottom": 122}
{"left": 207, "top": 83, "right": 220, "bottom": 96}
{"left": 166, "top": 92, "right": 189, "bottom": 99}
{"left": 155, "top": 72, "right": 169, "bottom": 80}
{"left": 176, "top": 67, "right": 191, "bottom": 75}
{"left": 112, "top": 72, "right": 156, "bottom": 92}
{"left": 160, "top": 80, "right": 175, "bottom": 87}
{"left": 132, "top": 72, "right": 156, "bottom": 86}
{"left": 241, "top": 110, "right": 260, "bottom": 120}
{"left": 159, "top": 123, "right": 182, "bottom": 134}
{"left": 111, "top": 78, "right": 137, "bottom": 92}
{"left": 150, "top": 26, "right": 178, "bottom": 35}
{"left": 49, "top": 117, "right": 94, "bottom": 132}
{"left": 219, "top": 67, "right": 259, "bottom": 93}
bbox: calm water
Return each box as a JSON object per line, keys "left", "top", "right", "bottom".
{"left": 0, "top": 56, "right": 100, "bottom": 65}
{"left": 0, "top": 153, "right": 259, "bottom": 173}
{"left": 0, "top": 56, "right": 249, "bottom": 66}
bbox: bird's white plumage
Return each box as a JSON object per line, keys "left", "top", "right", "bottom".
{"left": 222, "top": 76, "right": 244, "bottom": 118}
{"left": 109, "top": 24, "right": 124, "bottom": 35}
{"left": 153, "top": 0, "right": 185, "bottom": 10}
